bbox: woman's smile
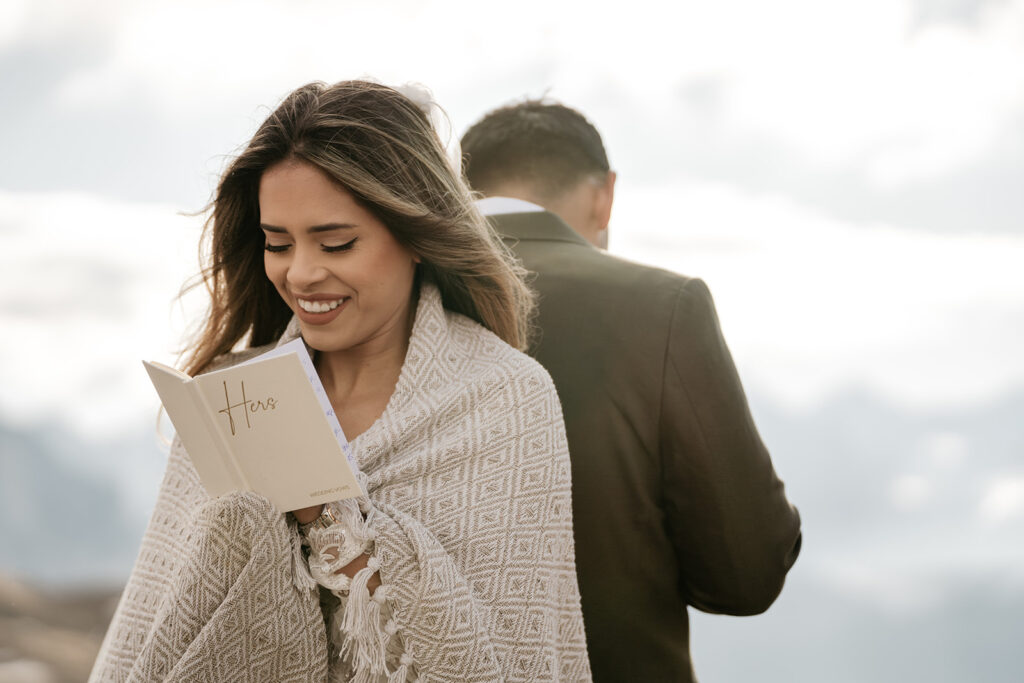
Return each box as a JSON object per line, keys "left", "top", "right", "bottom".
{"left": 296, "top": 295, "right": 348, "bottom": 312}
{"left": 293, "top": 295, "right": 350, "bottom": 323}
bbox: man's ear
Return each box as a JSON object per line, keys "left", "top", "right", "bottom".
{"left": 593, "top": 170, "right": 616, "bottom": 231}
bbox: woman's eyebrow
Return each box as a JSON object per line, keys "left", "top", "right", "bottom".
{"left": 260, "top": 223, "right": 358, "bottom": 233}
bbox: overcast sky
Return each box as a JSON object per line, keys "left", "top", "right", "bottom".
{"left": 3, "top": 0, "right": 1022, "bottom": 425}
{"left": 1, "top": 1, "right": 1023, "bottom": 679}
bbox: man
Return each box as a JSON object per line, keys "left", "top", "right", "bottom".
{"left": 461, "top": 101, "right": 802, "bottom": 682}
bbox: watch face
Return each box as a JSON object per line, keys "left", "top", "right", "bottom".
{"left": 314, "top": 505, "right": 340, "bottom": 530}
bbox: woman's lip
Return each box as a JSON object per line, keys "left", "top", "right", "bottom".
{"left": 291, "top": 293, "right": 348, "bottom": 301}
{"left": 293, "top": 296, "right": 349, "bottom": 325}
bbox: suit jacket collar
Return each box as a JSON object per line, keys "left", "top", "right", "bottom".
{"left": 488, "top": 211, "right": 593, "bottom": 248}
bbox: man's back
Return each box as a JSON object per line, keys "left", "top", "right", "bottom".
{"left": 493, "top": 210, "right": 802, "bottom": 681}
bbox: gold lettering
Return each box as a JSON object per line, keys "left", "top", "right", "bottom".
{"left": 217, "top": 381, "right": 279, "bottom": 436}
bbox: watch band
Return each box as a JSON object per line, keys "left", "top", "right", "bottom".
{"left": 302, "top": 503, "right": 341, "bottom": 531}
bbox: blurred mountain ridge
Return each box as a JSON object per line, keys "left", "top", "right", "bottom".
{"left": 1, "top": 383, "right": 1022, "bottom": 682}
{"left": 0, "top": 420, "right": 153, "bottom": 589}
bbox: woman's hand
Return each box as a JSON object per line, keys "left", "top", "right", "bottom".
{"left": 291, "top": 504, "right": 324, "bottom": 525}
{"left": 293, "top": 503, "right": 381, "bottom": 595}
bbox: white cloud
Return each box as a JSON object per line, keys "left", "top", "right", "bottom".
{"left": 0, "top": 0, "right": 132, "bottom": 49}
{"left": 4, "top": 180, "right": 1013, "bottom": 447}
{"left": 0, "top": 190, "right": 206, "bottom": 439}
{"left": 891, "top": 474, "right": 932, "bottom": 509}
{"left": 0, "top": 1, "right": 28, "bottom": 48}
{"left": 979, "top": 477, "right": 1024, "bottom": 522}
{"left": 49, "top": 0, "right": 555, "bottom": 117}
{"left": 16, "top": 0, "right": 1022, "bottom": 191}
{"left": 692, "top": 1, "right": 1024, "bottom": 188}
{"left": 919, "top": 431, "right": 969, "bottom": 470}
{"left": 3, "top": 0, "right": 1023, "bottom": 423}
{"left": 612, "top": 178, "right": 1024, "bottom": 411}
{"left": 805, "top": 527, "right": 1024, "bottom": 616}
{"left": 814, "top": 554, "right": 948, "bottom": 616}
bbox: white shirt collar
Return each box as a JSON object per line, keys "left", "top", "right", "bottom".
{"left": 475, "top": 196, "right": 546, "bottom": 216}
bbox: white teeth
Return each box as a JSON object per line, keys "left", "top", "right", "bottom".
{"left": 297, "top": 298, "right": 345, "bottom": 313}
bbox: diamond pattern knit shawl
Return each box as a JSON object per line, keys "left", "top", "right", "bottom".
{"left": 90, "top": 283, "right": 592, "bottom": 682}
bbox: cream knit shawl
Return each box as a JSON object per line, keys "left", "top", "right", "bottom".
{"left": 90, "top": 283, "right": 592, "bottom": 682}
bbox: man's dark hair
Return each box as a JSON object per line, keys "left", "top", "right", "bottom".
{"left": 460, "top": 100, "right": 609, "bottom": 200}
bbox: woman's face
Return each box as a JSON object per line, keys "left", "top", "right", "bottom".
{"left": 259, "top": 159, "right": 419, "bottom": 356}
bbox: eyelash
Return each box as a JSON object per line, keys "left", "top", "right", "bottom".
{"left": 324, "top": 238, "right": 358, "bottom": 253}
{"left": 264, "top": 238, "right": 358, "bottom": 254}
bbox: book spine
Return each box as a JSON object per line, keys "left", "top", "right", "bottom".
{"left": 188, "top": 380, "right": 253, "bottom": 492}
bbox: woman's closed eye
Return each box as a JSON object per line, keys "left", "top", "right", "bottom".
{"left": 323, "top": 238, "right": 357, "bottom": 253}
{"left": 263, "top": 237, "right": 358, "bottom": 253}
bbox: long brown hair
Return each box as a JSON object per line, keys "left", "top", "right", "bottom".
{"left": 183, "top": 81, "right": 533, "bottom": 375}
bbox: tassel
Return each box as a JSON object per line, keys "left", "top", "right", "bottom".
{"left": 288, "top": 521, "right": 318, "bottom": 592}
{"left": 366, "top": 595, "right": 384, "bottom": 649}
{"left": 340, "top": 567, "right": 372, "bottom": 638}
{"left": 339, "top": 557, "right": 388, "bottom": 677}
{"left": 352, "top": 667, "right": 375, "bottom": 683}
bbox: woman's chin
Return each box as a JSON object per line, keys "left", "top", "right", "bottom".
{"left": 298, "top": 325, "right": 351, "bottom": 354}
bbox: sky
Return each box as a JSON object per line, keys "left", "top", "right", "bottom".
{"left": 1, "top": 1, "right": 1023, "bottom": 680}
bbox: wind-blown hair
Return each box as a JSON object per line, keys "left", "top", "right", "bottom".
{"left": 460, "top": 99, "right": 610, "bottom": 201}
{"left": 184, "top": 80, "right": 533, "bottom": 375}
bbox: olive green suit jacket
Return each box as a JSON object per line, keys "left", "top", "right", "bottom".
{"left": 490, "top": 210, "right": 802, "bottom": 682}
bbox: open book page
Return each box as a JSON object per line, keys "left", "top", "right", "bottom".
{"left": 191, "top": 351, "right": 363, "bottom": 511}
{"left": 144, "top": 341, "right": 364, "bottom": 512}
{"left": 241, "top": 339, "right": 358, "bottom": 473}
{"left": 144, "top": 361, "right": 239, "bottom": 496}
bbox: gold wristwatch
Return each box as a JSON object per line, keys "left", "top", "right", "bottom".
{"left": 301, "top": 504, "right": 341, "bottom": 531}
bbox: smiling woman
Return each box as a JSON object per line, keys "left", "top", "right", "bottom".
{"left": 89, "top": 81, "right": 592, "bottom": 682}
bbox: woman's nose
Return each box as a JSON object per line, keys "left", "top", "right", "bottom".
{"left": 286, "top": 246, "right": 329, "bottom": 289}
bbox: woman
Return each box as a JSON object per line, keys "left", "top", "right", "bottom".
{"left": 90, "top": 81, "right": 591, "bottom": 682}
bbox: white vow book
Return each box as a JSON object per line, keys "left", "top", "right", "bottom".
{"left": 143, "top": 339, "right": 363, "bottom": 512}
